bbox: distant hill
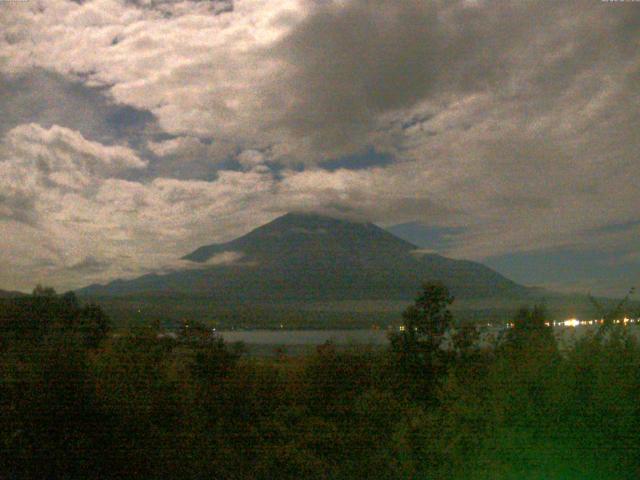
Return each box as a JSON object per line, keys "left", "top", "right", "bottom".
{"left": 0, "top": 289, "right": 27, "bottom": 299}
{"left": 78, "top": 212, "right": 531, "bottom": 303}
{"left": 385, "top": 221, "right": 462, "bottom": 252}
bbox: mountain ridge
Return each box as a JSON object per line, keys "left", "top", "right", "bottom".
{"left": 0, "top": 289, "right": 28, "bottom": 299}
{"left": 77, "top": 212, "right": 530, "bottom": 302}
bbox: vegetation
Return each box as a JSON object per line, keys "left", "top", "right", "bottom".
{"left": 1, "top": 284, "right": 639, "bottom": 479}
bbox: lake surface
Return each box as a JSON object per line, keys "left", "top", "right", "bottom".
{"left": 216, "top": 325, "right": 640, "bottom": 354}
{"left": 216, "top": 329, "right": 390, "bottom": 346}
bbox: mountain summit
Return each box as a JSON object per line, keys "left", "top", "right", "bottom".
{"left": 183, "top": 212, "right": 417, "bottom": 265}
{"left": 78, "top": 212, "right": 528, "bottom": 302}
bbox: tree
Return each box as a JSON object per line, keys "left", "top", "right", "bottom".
{"left": 589, "top": 287, "right": 636, "bottom": 335}
{"left": 503, "top": 305, "right": 555, "bottom": 352}
{"left": 32, "top": 284, "right": 56, "bottom": 298}
{"left": 389, "top": 282, "right": 454, "bottom": 401}
{"left": 78, "top": 303, "right": 111, "bottom": 348}
{"left": 189, "top": 336, "right": 243, "bottom": 383}
{"left": 393, "top": 282, "right": 454, "bottom": 352}
{"left": 0, "top": 287, "right": 106, "bottom": 479}
{"left": 178, "top": 318, "right": 211, "bottom": 341}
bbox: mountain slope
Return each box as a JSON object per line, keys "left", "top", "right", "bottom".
{"left": 0, "top": 289, "right": 27, "bottom": 299}
{"left": 78, "top": 212, "right": 530, "bottom": 302}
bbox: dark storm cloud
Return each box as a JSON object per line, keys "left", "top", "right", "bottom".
{"left": 0, "top": 193, "right": 37, "bottom": 226}
{"left": 67, "top": 256, "right": 110, "bottom": 273}
{"left": 272, "top": 0, "right": 512, "bottom": 152}
{"left": 0, "top": 69, "right": 155, "bottom": 147}
{"left": 122, "top": 0, "right": 233, "bottom": 15}
{"left": 273, "top": 0, "right": 640, "bottom": 155}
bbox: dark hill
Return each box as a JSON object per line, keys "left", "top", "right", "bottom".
{"left": 0, "top": 289, "right": 27, "bottom": 299}
{"left": 78, "top": 212, "right": 530, "bottom": 302}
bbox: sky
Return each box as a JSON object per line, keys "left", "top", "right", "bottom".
{"left": 0, "top": 0, "right": 638, "bottom": 296}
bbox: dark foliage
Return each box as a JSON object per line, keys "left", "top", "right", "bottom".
{"left": 1, "top": 286, "right": 640, "bottom": 479}
{"left": 389, "top": 282, "right": 455, "bottom": 401}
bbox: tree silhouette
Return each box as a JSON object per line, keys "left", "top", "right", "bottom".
{"left": 589, "top": 287, "right": 635, "bottom": 335}
{"left": 390, "top": 282, "right": 454, "bottom": 401}
{"left": 503, "top": 305, "right": 555, "bottom": 352}
{"left": 78, "top": 303, "right": 111, "bottom": 348}
{"left": 395, "top": 282, "right": 454, "bottom": 352}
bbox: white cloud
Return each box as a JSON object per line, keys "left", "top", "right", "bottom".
{"left": 0, "top": 123, "right": 146, "bottom": 228}
{"left": 236, "top": 149, "right": 265, "bottom": 169}
{"left": 201, "top": 250, "right": 244, "bottom": 266}
{"left": 0, "top": 0, "right": 308, "bottom": 153}
{"left": 154, "top": 250, "right": 246, "bottom": 274}
{"left": 5, "top": 123, "right": 147, "bottom": 174}
{"left": 0, "top": 123, "right": 280, "bottom": 289}
{"left": 147, "top": 136, "right": 205, "bottom": 157}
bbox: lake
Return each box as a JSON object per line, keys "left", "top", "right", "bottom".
{"left": 216, "top": 329, "right": 389, "bottom": 346}
{"left": 216, "top": 324, "right": 640, "bottom": 356}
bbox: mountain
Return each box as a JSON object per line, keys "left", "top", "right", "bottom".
{"left": 385, "top": 222, "right": 462, "bottom": 252}
{"left": 78, "top": 212, "right": 530, "bottom": 303}
{"left": 0, "top": 289, "right": 27, "bottom": 299}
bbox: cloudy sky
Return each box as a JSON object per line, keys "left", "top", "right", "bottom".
{"left": 0, "top": 0, "right": 638, "bottom": 295}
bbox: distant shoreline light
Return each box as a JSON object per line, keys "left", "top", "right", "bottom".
{"left": 563, "top": 318, "right": 580, "bottom": 328}
{"left": 557, "top": 317, "right": 637, "bottom": 328}
{"left": 394, "top": 318, "right": 639, "bottom": 332}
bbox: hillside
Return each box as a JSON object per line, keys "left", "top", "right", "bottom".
{"left": 0, "top": 289, "right": 27, "bottom": 299}
{"left": 78, "top": 212, "right": 530, "bottom": 303}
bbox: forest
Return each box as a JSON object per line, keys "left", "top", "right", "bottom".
{"left": 1, "top": 284, "right": 639, "bottom": 479}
